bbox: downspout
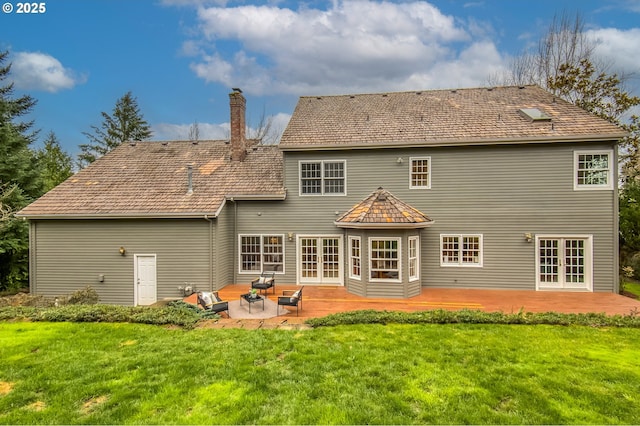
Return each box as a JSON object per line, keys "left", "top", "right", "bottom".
{"left": 204, "top": 215, "right": 214, "bottom": 291}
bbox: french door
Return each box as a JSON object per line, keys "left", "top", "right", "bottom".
{"left": 536, "top": 236, "right": 592, "bottom": 290}
{"left": 298, "top": 236, "right": 343, "bottom": 285}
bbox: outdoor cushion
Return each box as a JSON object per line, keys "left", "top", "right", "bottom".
{"left": 200, "top": 291, "right": 214, "bottom": 307}
{"left": 257, "top": 277, "right": 267, "bottom": 284}
{"left": 212, "top": 292, "right": 222, "bottom": 303}
{"left": 290, "top": 289, "right": 301, "bottom": 302}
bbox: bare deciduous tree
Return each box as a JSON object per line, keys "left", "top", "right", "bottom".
{"left": 489, "top": 11, "right": 597, "bottom": 89}
{"left": 188, "top": 121, "right": 200, "bottom": 142}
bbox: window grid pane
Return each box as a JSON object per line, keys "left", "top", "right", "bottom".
{"left": 323, "top": 162, "right": 345, "bottom": 194}
{"left": 442, "top": 235, "right": 482, "bottom": 266}
{"left": 262, "top": 236, "right": 283, "bottom": 272}
{"left": 411, "top": 158, "right": 430, "bottom": 187}
{"left": 565, "top": 239, "right": 585, "bottom": 283}
{"left": 241, "top": 236, "right": 261, "bottom": 272}
{"left": 462, "top": 236, "right": 480, "bottom": 264}
{"left": 323, "top": 238, "right": 340, "bottom": 278}
{"left": 409, "top": 237, "right": 418, "bottom": 280}
{"left": 370, "top": 239, "right": 399, "bottom": 280}
{"left": 301, "top": 238, "right": 318, "bottom": 278}
{"left": 441, "top": 237, "right": 459, "bottom": 264}
{"left": 350, "top": 237, "right": 361, "bottom": 279}
{"left": 301, "top": 161, "right": 345, "bottom": 195}
{"left": 301, "top": 162, "right": 322, "bottom": 194}
{"left": 577, "top": 153, "right": 609, "bottom": 186}
{"left": 539, "top": 239, "right": 559, "bottom": 283}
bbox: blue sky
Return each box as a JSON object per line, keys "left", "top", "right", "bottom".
{"left": 2, "top": 0, "right": 640, "bottom": 157}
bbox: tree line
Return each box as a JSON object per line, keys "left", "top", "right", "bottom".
{"left": 2, "top": 11, "right": 640, "bottom": 291}
{"left": 0, "top": 50, "right": 152, "bottom": 291}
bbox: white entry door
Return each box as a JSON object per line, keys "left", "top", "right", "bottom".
{"left": 135, "top": 254, "right": 157, "bottom": 305}
{"left": 298, "top": 236, "right": 343, "bottom": 285}
{"left": 536, "top": 236, "right": 592, "bottom": 291}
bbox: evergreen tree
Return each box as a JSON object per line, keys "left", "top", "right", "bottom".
{"left": 0, "top": 50, "right": 44, "bottom": 290}
{"left": 36, "top": 131, "right": 74, "bottom": 192}
{"left": 78, "top": 91, "right": 152, "bottom": 167}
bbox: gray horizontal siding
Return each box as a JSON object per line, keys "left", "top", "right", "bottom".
{"left": 31, "top": 219, "right": 211, "bottom": 305}
{"left": 214, "top": 204, "right": 234, "bottom": 289}
{"left": 235, "top": 141, "right": 617, "bottom": 293}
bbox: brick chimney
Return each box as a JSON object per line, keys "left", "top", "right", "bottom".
{"left": 229, "top": 88, "right": 246, "bottom": 161}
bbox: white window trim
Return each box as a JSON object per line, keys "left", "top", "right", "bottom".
{"left": 298, "top": 160, "right": 347, "bottom": 196}
{"left": 238, "top": 234, "right": 285, "bottom": 275}
{"left": 440, "top": 234, "right": 483, "bottom": 268}
{"left": 408, "top": 236, "right": 420, "bottom": 281}
{"left": 535, "top": 234, "right": 593, "bottom": 291}
{"left": 349, "top": 236, "right": 362, "bottom": 280}
{"left": 573, "top": 150, "right": 614, "bottom": 191}
{"left": 409, "top": 156, "right": 432, "bottom": 189}
{"left": 369, "top": 237, "right": 402, "bottom": 283}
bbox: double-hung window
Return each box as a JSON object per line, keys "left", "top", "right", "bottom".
{"left": 349, "top": 236, "right": 361, "bottom": 280}
{"left": 300, "top": 160, "right": 346, "bottom": 195}
{"left": 370, "top": 238, "right": 401, "bottom": 281}
{"left": 574, "top": 151, "right": 613, "bottom": 190}
{"left": 441, "top": 234, "right": 483, "bottom": 267}
{"left": 408, "top": 236, "right": 419, "bottom": 281}
{"left": 410, "top": 157, "right": 431, "bottom": 189}
{"left": 239, "top": 235, "right": 284, "bottom": 273}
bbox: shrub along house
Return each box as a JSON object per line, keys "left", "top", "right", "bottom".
{"left": 18, "top": 86, "right": 626, "bottom": 305}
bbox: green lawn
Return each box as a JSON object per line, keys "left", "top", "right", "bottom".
{"left": 622, "top": 279, "right": 640, "bottom": 298}
{"left": 0, "top": 322, "right": 638, "bottom": 425}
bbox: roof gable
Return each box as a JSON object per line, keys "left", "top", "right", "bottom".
{"left": 280, "top": 85, "right": 626, "bottom": 149}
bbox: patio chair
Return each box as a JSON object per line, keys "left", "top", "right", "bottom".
{"left": 197, "top": 291, "right": 229, "bottom": 316}
{"left": 277, "top": 286, "right": 303, "bottom": 316}
{"left": 251, "top": 271, "right": 275, "bottom": 295}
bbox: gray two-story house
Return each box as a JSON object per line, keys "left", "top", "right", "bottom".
{"left": 18, "top": 86, "right": 626, "bottom": 305}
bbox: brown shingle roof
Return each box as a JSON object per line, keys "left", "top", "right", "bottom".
{"left": 280, "top": 85, "right": 626, "bottom": 149}
{"left": 18, "top": 141, "right": 284, "bottom": 217}
{"left": 335, "top": 187, "right": 434, "bottom": 229}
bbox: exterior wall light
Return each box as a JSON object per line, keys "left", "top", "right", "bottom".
{"left": 524, "top": 233, "right": 533, "bottom": 243}
{"left": 396, "top": 157, "right": 404, "bottom": 164}
{"left": 288, "top": 232, "right": 294, "bottom": 242}
{"left": 119, "top": 246, "right": 126, "bottom": 256}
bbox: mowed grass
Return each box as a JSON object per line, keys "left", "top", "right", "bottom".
{"left": 0, "top": 322, "right": 638, "bottom": 424}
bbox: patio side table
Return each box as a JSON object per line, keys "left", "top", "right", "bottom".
{"left": 239, "top": 293, "right": 265, "bottom": 313}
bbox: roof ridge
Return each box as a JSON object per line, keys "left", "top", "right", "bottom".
{"left": 298, "top": 85, "right": 541, "bottom": 99}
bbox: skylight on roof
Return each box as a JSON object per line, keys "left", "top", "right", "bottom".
{"left": 519, "top": 108, "right": 551, "bottom": 122}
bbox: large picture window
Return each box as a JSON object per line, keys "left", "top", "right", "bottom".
{"left": 239, "top": 235, "right": 284, "bottom": 273}
{"left": 574, "top": 151, "right": 613, "bottom": 190}
{"left": 440, "top": 234, "right": 482, "bottom": 267}
{"left": 300, "top": 160, "right": 346, "bottom": 195}
{"left": 370, "top": 238, "right": 400, "bottom": 281}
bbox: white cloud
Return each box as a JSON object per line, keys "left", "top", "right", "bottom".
{"left": 185, "top": 0, "right": 506, "bottom": 95}
{"left": 11, "top": 51, "right": 85, "bottom": 93}
{"left": 588, "top": 28, "right": 640, "bottom": 77}
{"left": 153, "top": 112, "right": 291, "bottom": 144}
{"left": 153, "top": 122, "right": 229, "bottom": 141}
